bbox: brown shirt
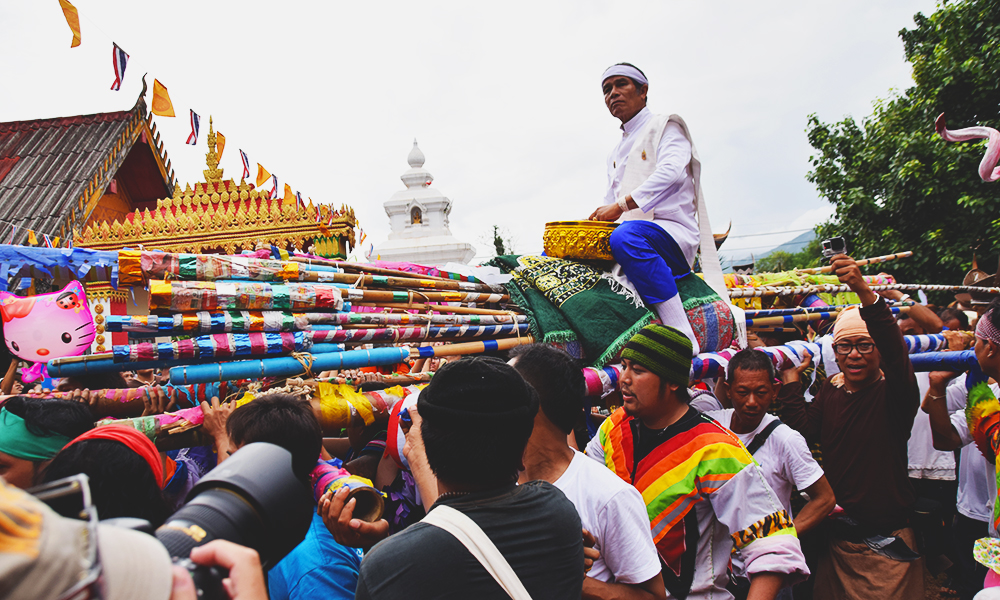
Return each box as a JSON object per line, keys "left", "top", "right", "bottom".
{"left": 779, "top": 298, "right": 919, "bottom": 532}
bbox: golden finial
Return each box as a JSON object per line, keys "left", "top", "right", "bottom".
{"left": 203, "top": 116, "right": 223, "bottom": 184}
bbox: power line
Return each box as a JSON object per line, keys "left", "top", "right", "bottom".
{"left": 726, "top": 228, "right": 813, "bottom": 240}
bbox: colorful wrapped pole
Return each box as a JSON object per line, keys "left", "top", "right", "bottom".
{"left": 169, "top": 347, "right": 412, "bottom": 385}
{"left": 310, "top": 323, "right": 530, "bottom": 345}
{"left": 107, "top": 310, "right": 526, "bottom": 336}
{"left": 96, "top": 383, "right": 421, "bottom": 449}
{"left": 121, "top": 250, "right": 497, "bottom": 292}
{"left": 149, "top": 281, "right": 507, "bottom": 312}
{"left": 118, "top": 250, "right": 342, "bottom": 285}
{"left": 113, "top": 331, "right": 312, "bottom": 363}
{"left": 3, "top": 381, "right": 231, "bottom": 418}
{"left": 745, "top": 306, "right": 910, "bottom": 328}
{"left": 169, "top": 336, "right": 534, "bottom": 385}
{"left": 149, "top": 280, "right": 347, "bottom": 312}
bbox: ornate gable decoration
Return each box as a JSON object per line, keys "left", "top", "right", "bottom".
{"left": 76, "top": 119, "right": 356, "bottom": 257}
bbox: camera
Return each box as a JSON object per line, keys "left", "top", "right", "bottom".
{"left": 31, "top": 442, "right": 313, "bottom": 600}
{"left": 821, "top": 236, "right": 847, "bottom": 259}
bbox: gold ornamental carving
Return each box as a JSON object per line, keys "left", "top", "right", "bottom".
{"left": 75, "top": 116, "right": 357, "bottom": 257}
{"left": 542, "top": 220, "right": 619, "bottom": 262}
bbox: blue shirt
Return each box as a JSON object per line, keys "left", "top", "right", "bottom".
{"left": 268, "top": 512, "right": 364, "bottom": 600}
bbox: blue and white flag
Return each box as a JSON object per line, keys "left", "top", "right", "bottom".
{"left": 110, "top": 43, "right": 129, "bottom": 91}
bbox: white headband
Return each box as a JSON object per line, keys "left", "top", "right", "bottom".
{"left": 601, "top": 65, "right": 648, "bottom": 87}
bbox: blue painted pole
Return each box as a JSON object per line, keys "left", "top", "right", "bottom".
{"left": 168, "top": 346, "right": 411, "bottom": 385}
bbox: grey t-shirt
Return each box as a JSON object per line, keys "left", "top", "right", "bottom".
{"left": 355, "top": 481, "right": 584, "bottom": 600}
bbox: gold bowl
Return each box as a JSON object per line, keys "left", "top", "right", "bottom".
{"left": 543, "top": 220, "right": 619, "bottom": 262}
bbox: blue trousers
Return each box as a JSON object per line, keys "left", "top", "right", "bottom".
{"left": 609, "top": 220, "right": 691, "bottom": 305}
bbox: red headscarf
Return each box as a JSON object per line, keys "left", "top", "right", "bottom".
{"left": 66, "top": 425, "right": 164, "bottom": 487}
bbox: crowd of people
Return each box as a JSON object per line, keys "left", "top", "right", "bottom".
{"left": 4, "top": 61, "right": 1000, "bottom": 600}
{"left": 3, "top": 254, "right": 999, "bottom": 600}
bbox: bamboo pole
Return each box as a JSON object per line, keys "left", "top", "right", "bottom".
{"left": 795, "top": 251, "right": 913, "bottom": 275}
{"left": 729, "top": 283, "right": 1000, "bottom": 298}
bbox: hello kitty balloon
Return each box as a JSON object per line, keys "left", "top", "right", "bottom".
{"left": 0, "top": 281, "right": 96, "bottom": 381}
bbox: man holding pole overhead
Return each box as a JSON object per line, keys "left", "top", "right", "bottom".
{"left": 589, "top": 63, "right": 719, "bottom": 356}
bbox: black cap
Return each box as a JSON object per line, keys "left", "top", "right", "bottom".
{"left": 417, "top": 357, "right": 538, "bottom": 427}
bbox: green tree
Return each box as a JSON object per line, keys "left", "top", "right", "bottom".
{"left": 806, "top": 0, "right": 1000, "bottom": 290}
{"left": 482, "top": 225, "right": 516, "bottom": 257}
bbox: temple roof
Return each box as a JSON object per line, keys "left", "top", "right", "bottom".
{"left": 76, "top": 119, "right": 356, "bottom": 257}
{"left": 0, "top": 83, "right": 175, "bottom": 245}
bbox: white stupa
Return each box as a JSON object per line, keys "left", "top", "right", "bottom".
{"left": 374, "top": 140, "right": 476, "bottom": 266}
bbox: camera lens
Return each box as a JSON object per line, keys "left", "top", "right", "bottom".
{"left": 155, "top": 442, "right": 313, "bottom": 569}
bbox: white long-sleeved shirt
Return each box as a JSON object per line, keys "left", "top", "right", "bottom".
{"left": 604, "top": 107, "right": 699, "bottom": 266}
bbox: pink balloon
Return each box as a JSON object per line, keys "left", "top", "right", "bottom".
{"left": 0, "top": 281, "right": 96, "bottom": 363}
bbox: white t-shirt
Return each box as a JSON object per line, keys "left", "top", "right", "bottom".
{"left": 706, "top": 410, "right": 824, "bottom": 515}
{"left": 553, "top": 451, "right": 662, "bottom": 585}
{"left": 947, "top": 373, "right": 998, "bottom": 524}
{"left": 909, "top": 372, "right": 957, "bottom": 480}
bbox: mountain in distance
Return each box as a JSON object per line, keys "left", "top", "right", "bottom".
{"left": 720, "top": 229, "right": 817, "bottom": 273}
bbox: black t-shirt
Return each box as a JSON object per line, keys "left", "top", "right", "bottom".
{"left": 355, "top": 481, "right": 584, "bottom": 600}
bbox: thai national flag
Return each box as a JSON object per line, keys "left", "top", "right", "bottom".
{"left": 186, "top": 110, "right": 200, "bottom": 145}
{"left": 271, "top": 175, "right": 278, "bottom": 198}
{"left": 43, "top": 234, "right": 52, "bottom": 248}
{"left": 5, "top": 225, "right": 17, "bottom": 245}
{"left": 110, "top": 43, "right": 129, "bottom": 91}
{"left": 240, "top": 150, "right": 250, "bottom": 180}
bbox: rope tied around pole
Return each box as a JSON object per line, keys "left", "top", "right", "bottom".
{"left": 290, "top": 352, "right": 315, "bottom": 378}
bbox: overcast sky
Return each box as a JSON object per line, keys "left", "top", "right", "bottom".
{"left": 2, "top": 0, "right": 938, "bottom": 264}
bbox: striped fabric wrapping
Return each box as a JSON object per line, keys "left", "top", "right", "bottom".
{"left": 904, "top": 333, "right": 947, "bottom": 353}
{"left": 149, "top": 281, "right": 346, "bottom": 312}
{"left": 107, "top": 311, "right": 314, "bottom": 335}
{"left": 582, "top": 364, "right": 624, "bottom": 397}
{"left": 598, "top": 409, "right": 759, "bottom": 575}
{"left": 343, "top": 289, "right": 505, "bottom": 304}
{"left": 119, "top": 250, "right": 343, "bottom": 285}
{"left": 331, "top": 312, "right": 525, "bottom": 326}
{"left": 112, "top": 332, "right": 310, "bottom": 363}
{"left": 689, "top": 334, "right": 947, "bottom": 381}
{"left": 309, "top": 323, "right": 529, "bottom": 344}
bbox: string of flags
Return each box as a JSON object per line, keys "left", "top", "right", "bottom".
{"left": 46, "top": 0, "right": 347, "bottom": 248}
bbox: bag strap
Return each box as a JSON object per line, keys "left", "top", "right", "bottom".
{"left": 422, "top": 505, "right": 533, "bottom": 600}
{"left": 745, "top": 419, "right": 783, "bottom": 456}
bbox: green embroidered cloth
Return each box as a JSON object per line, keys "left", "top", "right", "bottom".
{"left": 488, "top": 255, "right": 654, "bottom": 367}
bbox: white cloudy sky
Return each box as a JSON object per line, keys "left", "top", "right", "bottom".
{"left": 2, "top": 0, "right": 937, "bottom": 265}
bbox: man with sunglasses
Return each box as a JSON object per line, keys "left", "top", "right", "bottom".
{"left": 778, "top": 254, "right": 923, "bottom": 599}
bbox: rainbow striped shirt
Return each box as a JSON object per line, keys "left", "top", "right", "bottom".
{"left": 594, "top": 407, "right": 797, "bottom": 599}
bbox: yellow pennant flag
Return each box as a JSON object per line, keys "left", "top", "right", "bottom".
{"left": 58, "top": 0, "right": 81, "bottom": 48}
{"left": 256, "top": 164, "right": 271, "bottom": 188}
{"left": 216, "top": 132, "right": 226, "bottom": 161}
{"left": 150, "top": 79, "right": 176, "bottom": 117}
{"left": 283, "top": 184, "right": 296, "bottom": 205}
{"left": 52, "top": 237, "right": 60, "bottom": 247}
{"left": 27, "top": 231, "right": 38, "bottom": 246}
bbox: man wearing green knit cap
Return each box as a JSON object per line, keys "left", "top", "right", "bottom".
{"left": 586, "top": 323, "right": 809, "bottom": 600}
{"left": 0, "top": 397, "right": 92, "bottom": 488}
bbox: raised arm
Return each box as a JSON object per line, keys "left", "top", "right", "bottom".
{"left": 775, "top": 355, "right": 822, "bottom": 441}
